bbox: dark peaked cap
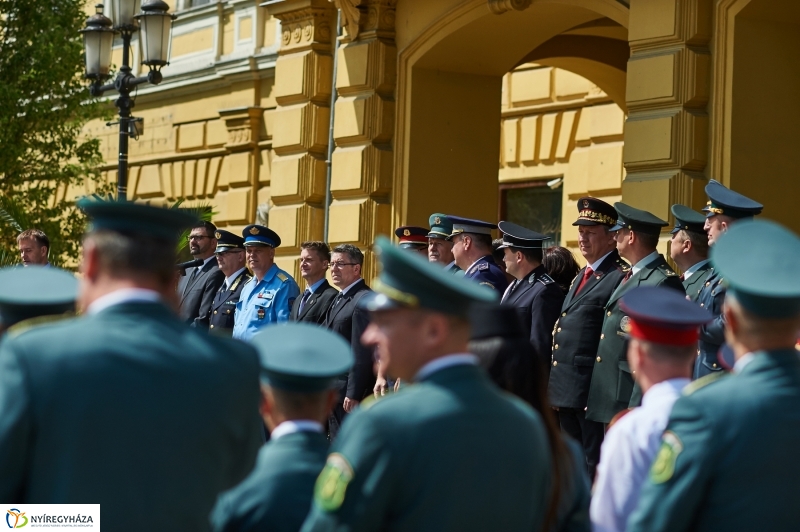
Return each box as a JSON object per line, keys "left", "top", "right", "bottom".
{"left": 573, "top": 197, "right": 617, "bottom": 227}
{"left": 77, "top": 198, "right": 198, "bottom": 241}
{"left": 215, "top": 229, "right": 245, "bottom": 253}
{"left": 670, "top": 204, "right": 707, "bottom": 235}
{"left": 611, "top": 202, "right": 668, "bottom": 237}
{"left": 703, "top": 179, "right": 763, "bottom": 219}
{"left": 0, "top": 267, "right": 78, "bottom": 327}
{"left": 497, "top": 221, "right": 548, "bottom": 249}
{"left": 361, "top": 236, "right": 497, "bottom": 316}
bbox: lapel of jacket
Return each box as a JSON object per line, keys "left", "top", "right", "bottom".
{"left": 326, "top": 279, "right": 363, "bottom": 323}
{"left": 607, "top": 254, "right": 662, "bottom": 307}
{"left": 181, "top": 260, "right": 214, "bottom": 299}
{"left": 212, "top": 269, "right": 246, "bottom": 311}
{"left": 299, "top": 280, "right": 330, "bottom": 320}
{"left": 563, "top": 251, "right": 619, "bottom": 311}
{"left": 684, "top": 262, "right": 712, "bottom": 292}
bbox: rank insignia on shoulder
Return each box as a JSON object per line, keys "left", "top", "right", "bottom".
{"left": 537, "top": 273, "right": 555, "bottom": 285}
{"left": 314, "top": 453, "right": 354, "bottom": 512}
{"left": 650, "top": 431, "right": 683, "bottom": 484}
{"left": 277, "top": 272, "right": 288, "bottom": 282}
{"left": 477, "top": 263, "right": 489, "bottom": 271}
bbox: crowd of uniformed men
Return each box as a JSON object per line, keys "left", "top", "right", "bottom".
{"left": 0, "top": 177, "right": 799, "bottom": 532}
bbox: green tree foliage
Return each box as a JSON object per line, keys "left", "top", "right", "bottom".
{"left": 0, "top": 0, "right": 112, "bottom": 267}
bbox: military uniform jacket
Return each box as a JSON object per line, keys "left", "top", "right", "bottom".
{"left": 501, "top": 263, "right": 565, "bottom": 367}
{"left": 464, "top": 254, "right": 509, "bottom": 293}
{"left": 209, "top": 269, "right": 252, "bottom": 335}
{"left": 681, "top": 261, "right": 712, "bottom": 302}
{"left": 0, "top": 301, "right": 263, "bottom": 531}
{"left": 695, "top": 268, "right": 727, "bottom": 377}
{"left": 586, "top": 254, "right": 684, "bottom": 424}
{"left": 629, "top": 350, "right": 800, "bottom": 532}
{"left": 211, "top": 430, "right": 329, "bottom": 532}
{"left": 178, "top": 258, "right": 225, "bottom": 327}
{"left": 233, "top": 264, "right": 301, "bottom": 342}
{"left": 548, "top": 250, "right": 628, "bottom": 409}
{"left": 300, "top": 363, "right": 552, "bottom": 532}
{"left": 290, "top": 280, "right": 338, "bottom": 325}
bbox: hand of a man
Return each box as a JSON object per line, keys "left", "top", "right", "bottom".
{"left": 393, "top": 378, "right": 401, "bottom": 392}
{"left": 374, "top": 377, "right": 388, "bottom": 398}
{"left": 343, "top": 397, "right": 360, "bottom": 413}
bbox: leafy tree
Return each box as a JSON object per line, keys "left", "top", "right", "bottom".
{"left": 0, "top": 0, "right": 112, "bottom": 267}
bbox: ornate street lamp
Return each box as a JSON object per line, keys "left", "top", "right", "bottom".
{"left": 80, "top": 1, "right": 176, "bottom": 200}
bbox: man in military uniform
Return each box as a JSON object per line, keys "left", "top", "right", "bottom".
{"left": 301, "top": 237, "right": 552, "bottom": 532}
{"left": 448, "top": 215, "right": 508, "bottom": 292}
{"left": 549, "top": 197, "right": 627, "bottom": 478}
{"left": 0, "top": 199, "right": 263, "bottom": 530}
{"left": 694, "top": 180, "right": 763, "bottom": 377}
{"left": 395, "top": 226, "right": 429, "bottom": 257}
{"left": 233, "top": 225, "right": 300, "bottom": 342}
{"left": 291, "top": 241, "right": 337, "bottom": 324}
{"left": 497, "top": 221, "right": 564, "bottom": 368}
{"left": 669, "top": 205, "right": 711, "bottom": 301}
{"left": 591, "top": 287, "right": 711, "bottom": 532}
{"left": 586, "top": 203, "right": 684, "bottom": 425}
{"left": 629, "top": 220, "right": 800, "bottom": 532}
{"left": 427, "top": 213, "right": 460, "bottom": 273}
{"left": 210, "top": 323, "right": 353, "bottom": 532}
{"left": 208, "top": 230, "right": 251, "bottom": 335}
{"left": 0, "top": 267, "right": 77, "bottom": 335}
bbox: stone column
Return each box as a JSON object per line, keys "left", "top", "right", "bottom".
{"left": 622, "top": 0, "right": 712, "bottom": 218}
{"left": 328, "top": 0, "right": 396, "bottom": 279}
{"left": 266, "top": 0, "right": 336, "bottom": 276}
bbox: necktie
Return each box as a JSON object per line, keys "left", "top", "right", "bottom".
{"left": 575, "top": 267, "right": 593, "bottom": 295}
{"left": 298, "top": 289, "right": 312, "bottom": 314}
{"left": 184, "top": 266, "right": 200, "bottom": 295}
{"left": 622, "top": 270, "right": 632, "bottom": 284}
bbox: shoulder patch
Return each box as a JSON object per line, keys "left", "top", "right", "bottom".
{"left": 314, "top": 453, "right": 354, "bottom": 512}
{"left": 650, "top": 430, "right": 683, "bottom": 484}
{"left": 276, "top": 272, "right": 289, "bottom": 282}
{"left": 683, "top": 370, "right": 727, "bottom": 395}
{"left": 537, "top": 273, "right": 555, "bottom": 286}
{"left": 658, "top": 263, "right": 679, "bottom": 276}
{"left": 477, "top": 263, "right": 489, "bottom": 271}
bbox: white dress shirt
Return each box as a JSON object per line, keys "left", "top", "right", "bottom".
{"left": 87, "top": 288, "right": 162, "bottom": 315}
{"left": 224, "top": 267, "right": 247, "bottom": 291}
{"left": 590, "top": 378, "right": 690, "bottom": 532}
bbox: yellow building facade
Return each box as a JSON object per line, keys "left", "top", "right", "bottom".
{"left": 84, "top": 0, "right": 800, "bottom": 277}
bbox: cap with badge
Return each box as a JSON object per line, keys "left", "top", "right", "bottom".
{"left": 251, "top": 323, "right": 354, "bottom": 392}
{"left": 670, "top": 205, "right": 707, "bottom": 235}
{"left": 427, "top": 213, "right": 454, "bottom": 240}
{"left": 711, "top": 219, "right": 800, "bottom": 318}
{"left": 214, "top": 229, "right": 245, "bottom": 253}
{"left": 611, "top": 202, "right": 668, "bottom": 236}
{"left": 77, "top": 198, "right": 198, "bottom": 241}
{"left": 361, "top": 236, "right": 497, "bottom": 316}
{"left": 242, "top": 224, "right": 281, "bottom": 248}
{"left": 447, "top": 216, "right": 497, "bottom": 240}
{"left": 620, "top": 286, "right": 713, "bottom": 346}
{"left": 394, "top": 226, "right": 429, "bottom": 250}
{"left": 573, "top": 197, "right": 617, "bottom": 227}
{"left": 496, "top": 221, "right": 548, "bottom": 250}
{"left": 703, "top": 179, "right": 763, "bottom": 219}
{"left": 0, "top": 267, "right": 78, "bottom": 328}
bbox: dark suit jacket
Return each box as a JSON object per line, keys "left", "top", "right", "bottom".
{"left": 290, "top": 280, "right": 338, "bottom": 325}
{"left": 324, "top": 279, "right": 374, "bottom": 400}
{"left": 586, "top": 254, "right": 684, "bottom": 423}
{"left": 500, "top": 264, "right": 565, "bottom": 368}
{"left": 0, "top": 301, "right": 263, "bottom": 531}
{"left": 209, "top": 269, "right": 252, "bottom": 335}
{"left": 178, "top": 258, "right": 225, "bottom": 327}
{"left": 548, "top": 250, "right": 628, "bottom": 409}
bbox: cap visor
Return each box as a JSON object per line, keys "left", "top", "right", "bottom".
{"left": 358, "top": 292, "right": 402, "bottom": 312}
{"left": 609, "top": 222, "right": 623, "bottom": 231}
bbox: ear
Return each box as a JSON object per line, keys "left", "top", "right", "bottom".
{"left": 720, "top": 220, "right": 729, "bottom": 234}
{"left": 81, "top": 239, "right": 101, "bottom": 282}
{"left": 260, "top": 385, "right": 276, "bottom": 430}
{"left": 722, "top": 298, "right": 738, "bottom": 344}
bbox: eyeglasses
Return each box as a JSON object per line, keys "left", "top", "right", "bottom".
{"left": 330, "top": 261, "right": 358, "bottom": 269}
{"left": 188, "top": 235, "right": 211, "bottom": 241}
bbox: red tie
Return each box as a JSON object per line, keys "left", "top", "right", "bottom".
{"left": 575, "top": 267, "right": 593, "bottom": 295}
{"left": 622, "top": 270, "right": 632, "bottom": 284}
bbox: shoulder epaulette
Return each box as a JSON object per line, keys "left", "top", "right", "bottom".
{"left": 6, "top": 313, "right": 75, "bottom": 339}
{"left": 683, "top": 371, "right": 728, "bottom": 395}
{"left": 276, "top": 272, "right": 288, "bottom": 282}
{"left": 536, "top": 273, "right": 555, "bottom": 286}
{"left": 617, "top": 258, "right": 631, "bottom": 272}
{"left": 477, "top": 263, "right": 489, "bottom": 271}
{"left": 658, "top": 263, "right": 679, "bottom": 277}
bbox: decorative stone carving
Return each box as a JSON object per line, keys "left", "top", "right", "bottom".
{"left": 330, "top": 0, "right": 362, "bottom": 40}
{"left": 488, "top": 0, "right": 532, "bottom": 15}
{"left": 219, "top": 107, "right": 264, "bottom": 150}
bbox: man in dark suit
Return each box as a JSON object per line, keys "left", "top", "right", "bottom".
{"left": 178, "top": 221, "right": 225, "bottom": 328}
{"left": 669, "top": 205, "right": 711, "bottom": 301}
{"left": 0, "top": 199, "right": 263, "bottom": 530}
{"left": 209, "top": 230, "right": 251, "bottom": 335}
{"left": 497, "top": 221, "right": 564, "bottom": 368}
{"left": 586, "top": 203, "right": 684, "bottom": 425}
{"left": 548, "top": 197, "right": 628, "bottom": 478}
{"left": 323, "top": 243, "right": 373, "bottom": 439}
{"left": 290, "top": 241, "right": 337, "bottom": 324}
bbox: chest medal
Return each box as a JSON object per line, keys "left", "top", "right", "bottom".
{"left": 257, "top": 307, "right": 266, "bottom": 320}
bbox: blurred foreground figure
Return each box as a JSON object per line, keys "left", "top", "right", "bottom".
{"left": 629, "top": 220, "right": 800, "bottom": 532}
{"left": 302, "top": 237, "right": 552, "bottom": 532}
{"left": 211, "top": 323, "right": 353, "bottom": 532}
{"left": 0, "top": 199, "right": 263, "bottom": 531}
{"left": 0, "top": 266, "right": 77, "bottom": 335}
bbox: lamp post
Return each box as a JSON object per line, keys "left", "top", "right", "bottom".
{"left": 80, "top": 1, "right": 175, "bottom": 201}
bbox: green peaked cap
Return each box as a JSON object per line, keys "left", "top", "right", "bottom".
{"left": 77, "top": 198, "right": 198, "bottom": 241}
{"left": 711, "top": 219, "right": 800, "bottom": 318}
{"left": 0, "top": 266, "right": 78, "bottom": 327}
{"left": 362, "top": 236, "right": 497, "bottom": 316}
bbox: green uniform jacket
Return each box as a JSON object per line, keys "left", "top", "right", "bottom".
{"left": 586, "top": 254, "right": 684, "bottom": 423}
{"left": 301, "top": 364, "right": 552, "bottom": 532}
{"left": 682, "top": 261, "right": 713, "bottom": 302}
{"left": 629, "top": 350, "right": 800, "bottom": 532}
{"left": 0, "top": 302, "right": 263, "bottom": 531}
{"left": 211, "top": 430, "right": 329, "bottom": 532}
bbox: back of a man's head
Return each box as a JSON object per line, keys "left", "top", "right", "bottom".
{"left": 86, "top": 229, "right": 176, "bottom": 288}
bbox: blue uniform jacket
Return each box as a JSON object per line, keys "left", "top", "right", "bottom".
{"left": 233, "top": 264, "right": 300, "bottom": 342}
{"left": 695, "top": 267, "right": 727, "bottom": 377}
{"left": 464, "top": 255, "right": 508, "bottom": 293}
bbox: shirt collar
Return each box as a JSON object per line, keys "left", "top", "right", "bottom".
{"left": 588, "top": 250, "right": 615, "bottom": 272}
{"left": 270, "top": 420, "right": 325, "bottom": 441}
{"left": 87, "top": 288, "right": 162, "bottom": 315}
{"left": 198, "top": 255, "right": 215, "bottom": 271}
{"left": 641, "top": 378, "right": 690, "bottom": 406}
{"left": 339, "top": 278, "right": 363, "bottom": 296}
{"left": 414, "top": 353, "right": 478, "bottom": 382}
{"left": 734, "top": 352, "right": 756, "bottom": 373}
{"left": 631, "top": 250, "right": 660, "bottom": 276}
{"left": 307, "top": 277, "right": 327, "bottom": 293}
{"left": 225, "top": 267, "right": 247, "bottom": 288}
{"left": 683, "top": 259, "right": 710, "bottom": 279}
{"left": 255, "top": 263, "right": 278, "bottom": 283}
